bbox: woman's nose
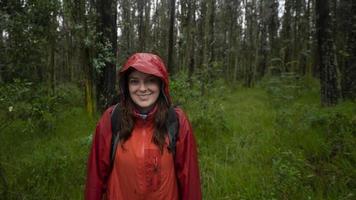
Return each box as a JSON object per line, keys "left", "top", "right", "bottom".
{"left": 138, "top": 82, "right": 147, "bottom": 91}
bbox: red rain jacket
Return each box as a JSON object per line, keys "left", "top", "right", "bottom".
{"left": 85, "top": 53, "right": 202, "bottom": 200}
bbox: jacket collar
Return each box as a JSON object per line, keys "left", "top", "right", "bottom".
{"left": 133, "top": 104, "right": 157, "bottom": 121}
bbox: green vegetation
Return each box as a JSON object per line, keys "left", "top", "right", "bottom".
{"left": 1, "top": 76, "right": 355, "bottom": 199}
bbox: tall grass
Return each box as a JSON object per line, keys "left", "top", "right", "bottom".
{"left": 0, "top": 83, "right": 96, "bottom": 199}
{"left": 171, "top": 72, "right": 355, "bottom": 199}
{"left": 1, "top": 75, "right": 355, "bottom": 199}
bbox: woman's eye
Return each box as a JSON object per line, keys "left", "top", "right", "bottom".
{"left": 129, "top": 79, "right": 139, "bottom": 84}
{"left": 147, "top": 78, "right": 158, "bottom": 83}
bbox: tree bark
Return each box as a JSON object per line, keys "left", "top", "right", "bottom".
{"left": 341, "top": 0, "right": 356, "bottom": 100}
{"left": 120, "top": 0, "right": 132, "bottom": 60}
{"left": 167, "top": 0, "right": 176, "bottom": 74}
{"left": 137, "top": 0, "right": 145, "bottom": 51}
{"left": 96, "top": 0, "right": 117, "bottom": 111}
{"left": 282, "top": 0, "right": 292, "bottom": 72}
{"left": 73, "top": 0, "right": 95, "bottom": 117}
{"left": 316, "top": 0, "right": 339, "bottom": 106}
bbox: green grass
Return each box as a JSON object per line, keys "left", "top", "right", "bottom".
{"left": 1, "top": 79, "right": 355, "bottom": 199}
{"left": 1, "top": 107, "right": 96, "bottom": 199}
{"left": 191, "top": 82, "right": 355, "bottom": 199}
{"left": 196, "top": 87, "right": 279, "bottom": 199}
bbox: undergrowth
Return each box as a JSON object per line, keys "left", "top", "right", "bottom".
{"left": 1, "top": 74, "right": 355, "bottom": 199}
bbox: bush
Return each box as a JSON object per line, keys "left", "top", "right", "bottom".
{"left": 0, "top": 80, "right": 83, "bottom": 134}
{"left": 170, "top": 72, "right": 230, "bottom": 139}
{"left": 264, "top": 77, "right": 356, "bottom": 199}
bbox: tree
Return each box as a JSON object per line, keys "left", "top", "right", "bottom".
{"left": 256, "top": 0, "right": 268, "bottom": 78}
{"left": 167, "top": 0, "right": 176, "bottom": 74}
{"left": 315, "top": 0, "right": 339, "bottom": 106}
{"left": 267, "top": 0, "right": 279, "bottom": 60}
{"left": 137, "top": 0, "right": 145, "bottom": 50}
{"left": 341, "top": 0, "right": 356, "bottom": 100}
{"left": 95, "top": 0, "right": 118, "bottom": 111}
{"left": 72, "top": 0, "right": 96, "bottom": 116}
{"left": 118, "top": 0, "right": 133, "bottom": 63}
{"left": 281, "top": 0, "right": 293, "bottom": 72}
{"left": 243, "top": 0, "right": 257, "bottom": 87}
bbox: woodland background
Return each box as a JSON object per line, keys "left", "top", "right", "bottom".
{"left": 0, "top": 0, "right": 356, "bottom": 199}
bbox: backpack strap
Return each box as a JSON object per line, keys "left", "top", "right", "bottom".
{"left": 166, "top": 106, "right": 179, "bottom": 156}
{"left": 110, "top": 103, "right": 121, "bottom": 166}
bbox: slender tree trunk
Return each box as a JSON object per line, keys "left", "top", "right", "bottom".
{"left": 167, "top": 0, "right": 176, "bottom": 74}
{"left": 48, "top": 11, "right": 57, "bottom": 95}
{"left": 144, "top": 0, "right": 151, "bottom": 50}
{"left": 74, "top": 0, "right": 95, "bottom": 117}
{"left": 186, "top": 0, "right": 196, "bottom": 87}
{"left": 0, "top": 23, "right": 3, "bottom": 83}
{"left": 49, "top": 39, "right": 55, "bottom": 95}
{"left": 268, "top": 0, "right": 279, "bottom": 61}
{"left": 257, "top": 0, "right": 268, "bottom": 79}
{"left": 316, "top": 0, "right": 339, "bottom": 106}
{"left": 244, "top": 0, "right": 256, "bottom": 87}
{"left": 304, "top": 0, "right": 312, "bottom": 76}
{"left": 137, "top": 0, "right": 145, "bottom": 51}
{"left": 282, "top": 0, "right": 292, "bottom": 72}
{"left": 121, "top": 0, "right": 131, "bottom": 59}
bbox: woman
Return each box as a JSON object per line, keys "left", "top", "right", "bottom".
{"left": 85, "top": 53, "right": 202, "bottom": 200}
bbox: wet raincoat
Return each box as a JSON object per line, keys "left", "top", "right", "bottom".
{"left": 85, "top": 53, "right": 202, "bottom": 200}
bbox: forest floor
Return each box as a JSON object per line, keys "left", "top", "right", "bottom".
{"left": 196, "top": 83, "right": 355, "bottom": 200}
{"left": 1, "top": 81, "right": 355, "bottom": 199}
{"left": 198, "top": 87, "right": 281, "bottom": 199}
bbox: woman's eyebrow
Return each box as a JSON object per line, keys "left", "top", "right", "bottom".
{"left": 128, "top": 75, "right": 139, "bottom": 79}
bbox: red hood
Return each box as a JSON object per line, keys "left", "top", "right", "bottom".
{"left": 119, "top": 53, "right": 171, "bottom": 104}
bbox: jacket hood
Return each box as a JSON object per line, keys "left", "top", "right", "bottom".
{"left": 119, "top": 53, "right": 171, "bottom": 104}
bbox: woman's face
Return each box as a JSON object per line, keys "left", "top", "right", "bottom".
{"left": 128, "top": 70, "right": 160, "bottom": 112}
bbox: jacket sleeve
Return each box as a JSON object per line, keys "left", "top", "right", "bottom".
{"left": 174, "top": 108, "right": 202, "bottom": 200}
{"left": 85, "top": 107, "right": 113, "bottom": 200}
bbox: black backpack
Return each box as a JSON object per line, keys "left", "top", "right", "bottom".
{"left": 110, "top": 104, "right": 179, "bottom": 166}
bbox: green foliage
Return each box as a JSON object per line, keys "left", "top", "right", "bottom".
{"left": 271, "top": 150, "right": 311, "bottom": 199}
{"left": 261, "top": 72, "right": 305, "bottom": 107}
{"left": 0, "top": 81, "right": 93, "bottom": 199}
{"left": 170, "top": 71, "right": 230, "bottom": 138}
{"left": 0, "top": 0, "right": 60, "bottom": 82}
{"left": 0, "top": 80, "right": 83, "bottom": 134}
{"left": 1, "top": 77, "right": 355, "bottom": 199}
{"left": 262, "top": 77, "right": 356, "bottom": 199}
{"left": 93, "top": 40, "right": 117, "bottom": 74}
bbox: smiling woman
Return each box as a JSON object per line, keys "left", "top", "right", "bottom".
{"left": 85, "top": 53, "right": 202, "bottom": 200}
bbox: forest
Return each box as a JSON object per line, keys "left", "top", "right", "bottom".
{"left": 0, "top": 0, "right": 355, "bottom": 199}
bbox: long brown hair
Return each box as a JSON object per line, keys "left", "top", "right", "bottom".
{"left": 118, "top": 69, "right": 170, "bottom": 153}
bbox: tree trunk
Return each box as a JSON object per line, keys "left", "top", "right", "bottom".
{"left": 144, "top": 0, "right": 151, "bottom": 50}
{"left": 167, "top": 0, "right": 176, "bottom": 74}
{"left": 0, "top": 22, "right": 3, "bottom": 84}
{"left": 244, "top": 0, "right": 257, "bottom": 87}
{"left": 120, "top": 0, "right": 132, "bottom": 60}
{"left": 257, "top": 0, "right": 268, "bottom": 79}
{"left": 341, "top": 0, "right": 356, "bottom": 100}
{"left": 137, "top": 0, "right": 145, "bottom": 51}
{"left": 48, "top": 9, "right": 57, "bottom": 95}
{"left": 74, "top": 0, "right": 95, "bottom": 117}
{"left": 268, "top": 0, "right": 279, "bottom": 61}
{"left": 96, "top": 0, "right": 117, "bottom": 111}
{"left": 316, "top": 0, "right": 339, "bottom": 106}
{"left": 282, "top": 0, "right": 292, "bottom": 72}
